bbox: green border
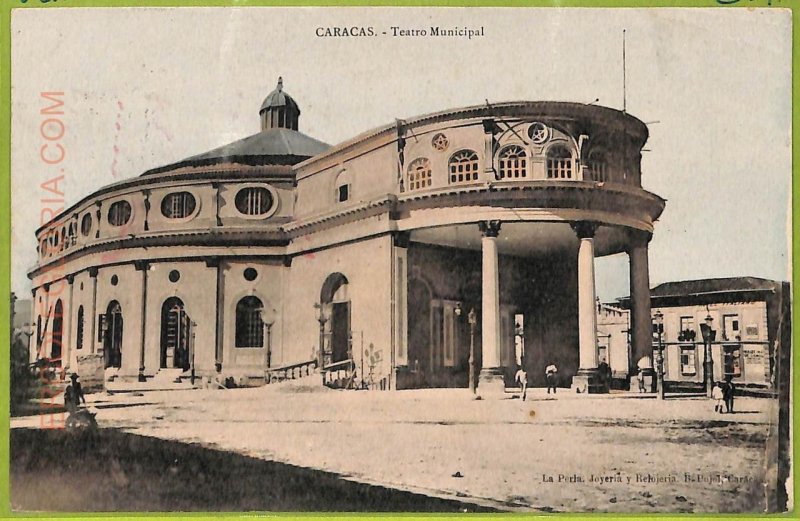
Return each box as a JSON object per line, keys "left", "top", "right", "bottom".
{"left": 0, "top": 1, "right": 796, "bottom": 520}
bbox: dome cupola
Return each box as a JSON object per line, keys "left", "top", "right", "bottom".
{"left": 259, "top": 77, "right": 300, "bottom": 131}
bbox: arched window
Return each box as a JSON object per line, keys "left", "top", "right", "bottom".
{"left": 497, "top": 145, "right": 528, "bottom": 179}
{"left": 407, "top": 158, "right": 432, "bottom": 191}
{"left": 52, "top": 300, "right": 63, "bottom": 363}
{"left": 586, "top": 151, "right": 608, "bottom": 182}
{"left": 108, "top": 200, "right": 132, "bottom": 226}
{"left": 235, "top": 296, "right": 264, "bottom": 348}
{"left": 448, "top": 150, "right": 479, "bottom": 184}
{"left": 546, "top": 145, "right": 573, "bottom": 179}
{"left": 235, "top": 187, "right": 273, "bottom": 216}
{"left": 81, "top": 213, "right": 93, "bottom": 236}
{"left": 76, "top": 305, "right": 84, "bottom": 350}
{"left": 161, "top": 192, "right": 197, "bottom": 219}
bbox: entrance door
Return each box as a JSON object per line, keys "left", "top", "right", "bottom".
{"left": 104, "top": 301, "right": 123, "bottom": 369}
{"left": 161, "top": 297, "right": 190, "bottom": 370}
{"left": 331, "top": 302, "right": 350, "bottom": 363}
{"left": 407, "top": 279, "right": 432, "bottom": 374}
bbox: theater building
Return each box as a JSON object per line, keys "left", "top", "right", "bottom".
{"left": 28, "top": 79, "right": 666, "bottom": 393}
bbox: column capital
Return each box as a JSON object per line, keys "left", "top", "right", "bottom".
{"left": 88, "top": 267, "right": 99, "bottom": 278}
{"left": 393, "top": 231, "right": 411, "bottom": 248}
{"left": 205, "top": 256, "right": 221, "bottom": 268}
{"left": 66, "top": 274, "right": 75, "bottom": 284}
{"left": 482, "top": 118, "right": 497, "bottom": 134}
{"left": 133, "top": 260, "right": 149, "bottom": 272}
{"left": 627, "top": 228, "right": 653, "bottom": 249}
{"left": 478, "top": 220, "right": 502, "bottom": 238}
{"left": 571, "top": 221, "right": 599, "bottom": 240}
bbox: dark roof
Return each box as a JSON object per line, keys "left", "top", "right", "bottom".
{"left": 259, "top": 77, "right": 300, "bottom": 113}
{"left": 650, "top": 277, "right": 783, "bottom": 298}
{"left": 142, "top": 128, "right": 330, "bottom": 176}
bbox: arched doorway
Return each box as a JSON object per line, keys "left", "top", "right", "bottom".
{"left": 320, "top": 273, "right": 350, "bottom": 364}
{"left": 104, "top": 300, "right": 123, "bottom": 369}
{"left": 51, "top": 299, "right": 63, "bottom": 365}
{"left": 160, "top": 297, "right": 191, "bottom": 370}
{"left": 407, "top": 278, "right": 433, "bottom": 379}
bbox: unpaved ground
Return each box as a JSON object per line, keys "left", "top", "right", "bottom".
{"left": 12, "top": 385, "right": 775, "bottom": 513}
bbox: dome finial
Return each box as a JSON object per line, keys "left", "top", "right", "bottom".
{"left": 277, "top": 76, "right": 283, "bottom": 91}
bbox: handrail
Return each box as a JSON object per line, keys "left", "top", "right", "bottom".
{"left": 265, "top": 359, "right": 318, "bottom": 384}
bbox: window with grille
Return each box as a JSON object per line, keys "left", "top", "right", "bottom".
{"left": 680, "top": 346, "right": 696, "bottom": 375}
{"left": 235, "top": 187, "right": 273, "bottom": 216}
{"left": 76, "top": 305, "right": 84, "bottom": 350}
{"left": 546, "top": 145, "right": 573, "bottom": 179}
{"left": 407, "top": 158, "right": 432, "bottom": 191}
{"left": 448, "top": 150, "right": 479, "bottom": 184}
{"left": 108, "top": 200, "right": 132, "bottom": 226}
{"left": 586, "top": 151, "right": 608, "bottom": 181}
{"left": 235, "top": 296, "right": 264, "bottom": 348}
{"left": 497, "top": 145, "right": 528, "bottom": 179}
{"left": 161, "top": 192, "right": 197, "bottom": 219}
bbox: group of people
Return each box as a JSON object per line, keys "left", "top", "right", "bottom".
{"left": 712, "top": 376, "right": 737, "bottom": 413}
{"left": 514, "top": 362, "right": 558, "bottom": 401}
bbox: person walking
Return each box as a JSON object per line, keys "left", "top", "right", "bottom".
{"left": 545, "top": 362, "right": 558, "bottom": 394}
{"left": 514, "top": 365, "right": 528, "bottom": 401}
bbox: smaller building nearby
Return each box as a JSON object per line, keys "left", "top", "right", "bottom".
{"left": 613, "top": 277, "right": 790, "bottom": 390}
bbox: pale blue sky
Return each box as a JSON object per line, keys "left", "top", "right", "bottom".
{"left": 11, "top": 7, "right": 792, "bottom": 301}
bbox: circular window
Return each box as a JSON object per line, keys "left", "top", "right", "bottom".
{"left": 243, "top": 268, "right": 258, "bottom": 281}
{"left": 431, "top": 133, "right": 449, "bottom": 152}
{"left": 110, "top": 274, "right": 119, "bottom": 286}
{"left": 235, "top": 187, "right": 273, "bottom": 216}
{"left": 168, "top": 270, "right": 181, "bottom": 283}
{"left": 81, "top": 214, "right": 92, "bottom": 236}
{"left": 527, "top": 122, "right": 550, "bottom": 144}
{"left": 108, "top": 200, "right": 132, "bottom": 227}
{"left": 161, "top": 192, "right": 197, "bottom": 219}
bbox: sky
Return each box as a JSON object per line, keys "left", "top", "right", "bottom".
{"left": 10, "top": 7, "right": 792, "bottom": 302}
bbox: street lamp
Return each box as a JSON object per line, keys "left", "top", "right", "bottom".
{"left": 699, "top": 314, "right": 716, "bottom": 398}
{"left": 190, "top": 320, "right": 197, "bottom": 385}
{"left": 653, "top": 310, "right": 665, "bottom": 400}
{"left": 314, "top": 303, "right": 328, "bottom": 383}
{"left": 468, "top": 308, "right": 477, "bottom": 394}
{"left": 259, "top": 307, "right": 277, "bottom": 370}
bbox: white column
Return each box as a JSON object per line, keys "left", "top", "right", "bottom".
{"left": 572, "top": 221, "right": 600, "bottom": 393}
{"left": 628, "top": 230, "right": 653, "bottom": 372}
{"left": 577, "top": 228, "right": 598, "bottom": 369}
{"left": 478, "top": 220, "right": 505, "bottom": 396}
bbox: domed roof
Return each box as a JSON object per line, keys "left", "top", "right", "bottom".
{"left": 259, "top": 77, "right": 299, "bottom": 114}
{"left": 141, "top": 128, "right": 329, "bottom": 176}
{"left": 142, "top": 77, "right": 328, "bottom": 176}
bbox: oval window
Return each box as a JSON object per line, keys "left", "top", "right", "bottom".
{"left": 161, "top": 192, "right": 197, "bottom": 219}
{"left": 81, "top": 214, "right": 93, "bottom": 236}
{"left": 235, "top": 187, "right": 273, "bottom": 216}
{"left": 108, "top": 200, "right": 132, "bottom": 227}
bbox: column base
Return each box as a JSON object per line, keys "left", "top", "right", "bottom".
{"left": 137, "top": 371, "right": 147, "bottom": 383}
{"left": 571, "top": 368, "right": 608, "bottom": 394}
{"left": 477, "top": 367, "right": 507, "bottom": 399}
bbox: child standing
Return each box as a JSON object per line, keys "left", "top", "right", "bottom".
{"left": 712, "top": 381, "right": 725, "bottom": 413}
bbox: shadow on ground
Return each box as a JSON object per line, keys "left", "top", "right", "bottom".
{"left": 11, "top": 428, "right": 495, "bottom": 513}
